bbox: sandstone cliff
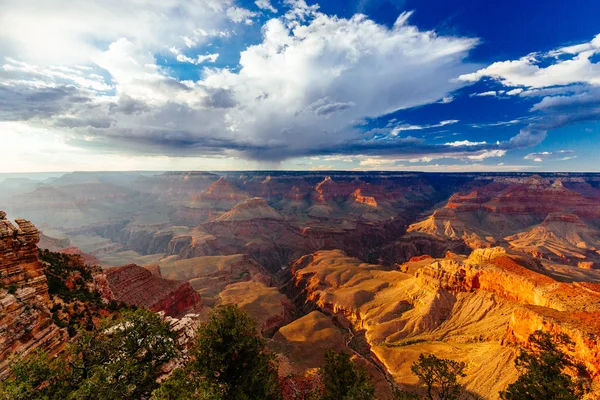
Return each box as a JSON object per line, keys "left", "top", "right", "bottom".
{"left": 406, "top": 177, "right": 600, "bottom": 264}
{"left": 0, "top": 211, "right": 66, "bottom": 376}
{"left": 288, "top": 248, "right": 600, "bottom": 398}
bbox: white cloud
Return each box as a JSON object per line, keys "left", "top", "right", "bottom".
{"left": 459, "top": 33, "right": 600, "bottom": 154}
{"left": 459, "top": 34, "right": 600, "bottom": 88}
{"left": 389, "top": 119, "right": 459, "bottom": 135}
{"left": 355, "top": 157, "right": 535, "bottom": 172}
{"left": 469, "top": 90, "right": 503, "bottom": 97}
{"left": 506, "top": 88, "right": 523, "bottom": 95}
{"left": 445, "top": 140, "right": 487, "bottom": 147}
{"left": 255, "top": 0, "right": 277, "bottom": 13}
{"left": 524, "top": 150, "right": 576, "bottom": 162}
{"left": 0, "top": 3, "right": 487, "bottom": 168}
{"left": 2, "top": 57, "right": 112, "bottom": 91}
{"left": 0, "top": 0, "right": 232, "bottom": 65}
{"left": 170, "top": 47, "right": 219, "bottom": 64}
{"left": 467, "top": 149, "right": 506, "bottom": 160}
{"left": 226, "top": 6, "right": 258, "bottom": 24}
{"left": 438, "top": 95, "right": 455, "bottom": 104}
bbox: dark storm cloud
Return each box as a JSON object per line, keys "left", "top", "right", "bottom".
{"left": 0, "top": 85, "right": 92, "bottom": 120}
{"left": 108, "top": 95, "right": 151, "bottom": 115}
{"left": 203, "top": 88, "right": 237, "bottom": 109}
{"left": 503, "top": 87, "right": 600, "bottom": 149}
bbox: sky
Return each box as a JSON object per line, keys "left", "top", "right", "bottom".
{"left": 1, "top": 0, "right": 600, "bottom": 172}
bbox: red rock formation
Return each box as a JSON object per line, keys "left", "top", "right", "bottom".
{"left": 505, "top": 306, "right": 600, "bottom": 380}
{"left": 104, "top": 264, "right": 202, "bottom": 317}
{"left": 408, "top": 176, "right": 600, "bottom": 256}
{"left": 0, "top": 211, "right": 67, "bottom": 376}
{"left": 506, "top": 213, "right": 600, "bottom": 264}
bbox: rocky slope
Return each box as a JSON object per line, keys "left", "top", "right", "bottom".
{"left": 0, "top": 211, "right": 67, "bottom": 376}
{"left": 506, "top": 213, "right": 600, "bottom": 263}
{"left": 159, "top": 254, "right": 270, "bottom": 306}
{"left": 287, "top": 248, "right": 600, "bottom": 398}
{"left": 214, "top": 197, "right": 284, "bottom": 222}
{"left": 104, "top": 264, "right": 202, "bottom": 317}
{"left": 405, "top": 176, "right": 600, "bottom": 265}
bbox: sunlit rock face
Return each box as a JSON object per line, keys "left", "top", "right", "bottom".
{"left": 287, "top": 247, "right": 600, "bottom": 398}
{"left": 406, "top": 176, "right": 600, "bottom": 264}
{"left": 0, "top": 211, "right": 67, "bottom": 376}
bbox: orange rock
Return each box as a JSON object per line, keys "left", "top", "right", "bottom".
{"left": 0, "top": 213, "right": 67, "bottom": 376}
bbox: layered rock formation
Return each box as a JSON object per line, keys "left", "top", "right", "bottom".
{"left": 506, "top": 213, "right": 600, "bottom": 263}
{"left": 287, "top": 248, "right": 600, "bottom": 398}
{"left": 214, "top": 197, "right": 284, "bottom": 222}
{"left": 104, "top": 264, "right": 202, "bottom": 317}
{"left": 219, "top": 280, "right": 294, "bottom": 336}
{"left": 159, "top": 254, "right": 270, "bottom": 306}
{"left": 406, "top": 176, "right": 600, "bottom": 265}
{"left": 0, "top": 211, "right": 66, "bottom": 376}
{"left": 271, "top": 311, "right": 346, "bottom": 374}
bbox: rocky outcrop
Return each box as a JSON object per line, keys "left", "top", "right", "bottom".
{"left": 506, "top": 213, "right": 600, "bottom": 265}
{"left": 505, "top": 306, "right": 600, "bottom": 381}
{"left": 287, "top": 248, "right": 600, "bottom": 398}
{"left": 104, "top": 264, "right": 202, "bottom": 317}
{"left": 214, "top": 197, "right": 284, "bottom": 222}
{"left": 0, "top": 212, "right": 67, "bottom": 376}
{"left": 159, "top": 254, "right": 269, "bottom": 306}
{"left": 350, "top": 189, "right": 378, "bottom": 208}
{"left": 407, "top": 177, "right": 600, "bottom": 261}
{"left": 190, "top": 177, "right": 248, "bottom": 211}
{"left": 219, "top": 280, "right": 294, "bottom": 336}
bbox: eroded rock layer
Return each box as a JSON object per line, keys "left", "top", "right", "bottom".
{"left": 104, "top": 264, "right": 202, "bottom": 317}
{"left": 287, "top": 248, "right": 600, "bottom": 398}
{"left": 0, "top": 212, "right": 67, "bottom": 376}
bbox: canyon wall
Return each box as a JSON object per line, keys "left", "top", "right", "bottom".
{"left": 104, "top": 264, "right": 202, "bottom": 317}
{"left": 0, "top": 211, "right": 66, "bottom": 376}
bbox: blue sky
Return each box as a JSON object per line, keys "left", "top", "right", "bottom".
{"left": 0, "top": 0, "right": 599, "bottom": 172}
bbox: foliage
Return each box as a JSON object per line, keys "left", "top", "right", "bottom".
{"left": 499, "top": 330, "right": 590, "bottom": 400}
{"left": 0, "top": 350, "right": 70, "bottom": 400}
{"left": 410, "top": 354, "right": 466, "bottom": 400}
{"left": 190, "top": 304, "right": 282, "bottom": 399}
{"left": 0, "top": 309, "right": 177, "bottom": 400}
{"left": 380, "top": 339, "right": 427, "bottom": 348}
{"left": 320, "top": 350, "right": 375, "bottom": 400}
{"left": 39, "top": 249, "right": 130, "bottom": 337}
{"left": 392, "top": 388, "right": 423, "bottom": 400}
{"left": 39, "top": 249, "right": 100, "bottom": 303}
{"left": 150, "top": 368, "right": 223, "bottom": 400}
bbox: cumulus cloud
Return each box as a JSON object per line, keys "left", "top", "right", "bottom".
{"left": 169, "top": 47, "right": 219, "bottom": 65}
{"left": 2, "top": 2, "right": 508, "bottom": 165}
{"left": 459, "top": 34, "right": 600, "bottom": 88}
{"left": 226, "top": 6, "right": 258, "bottom": 24}
{"left": 0, "top": 0, "right": 232, "bottom": 65}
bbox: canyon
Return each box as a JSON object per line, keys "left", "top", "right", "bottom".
{"left": 2, "top": 171, "right": 600, "bottom": 398}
